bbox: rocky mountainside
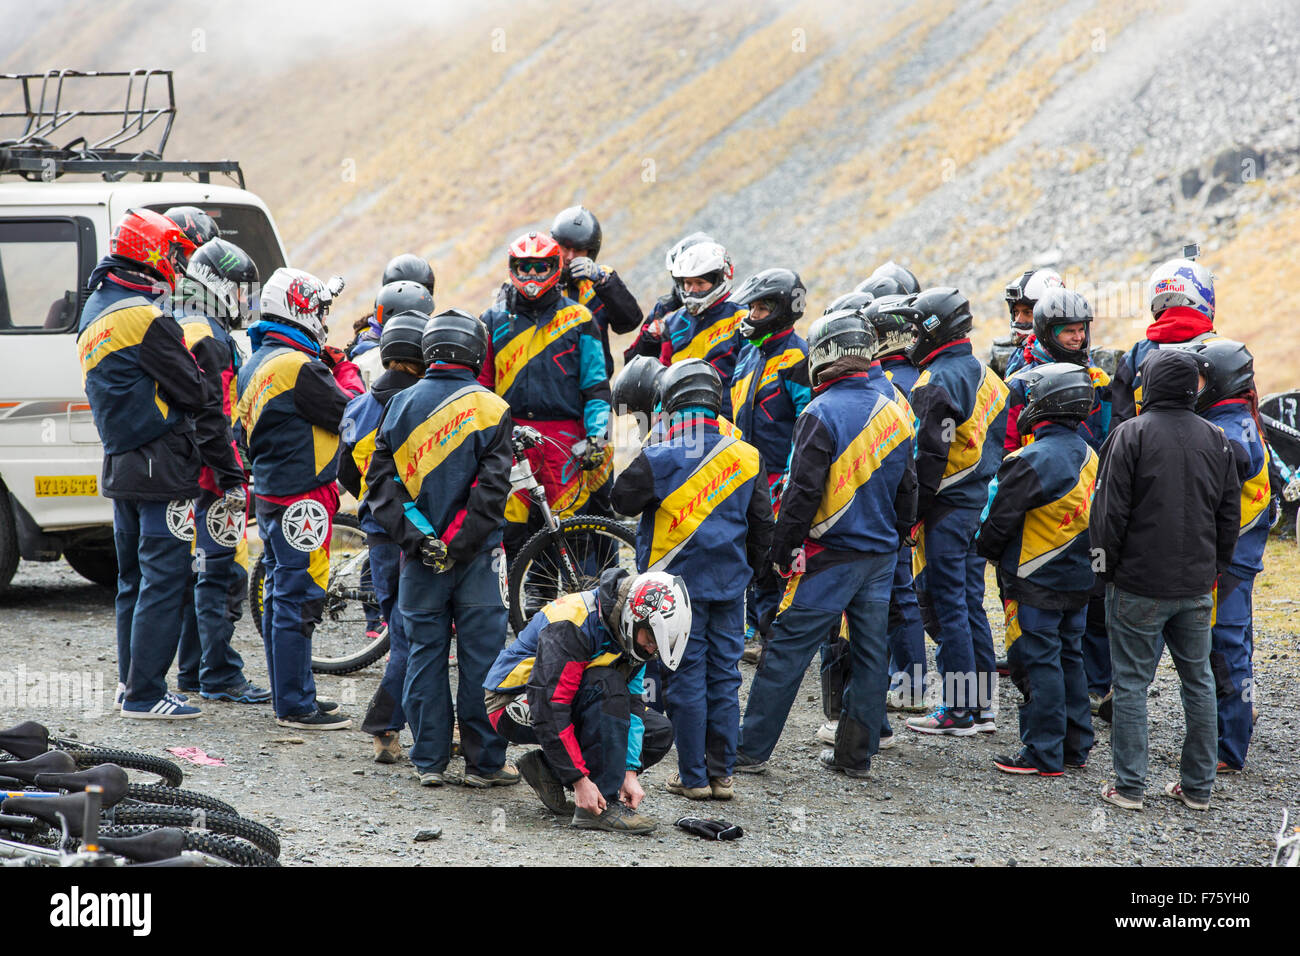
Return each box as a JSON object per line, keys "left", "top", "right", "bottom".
{"left": 5, "top": 0, "right": 1298, "bottom": 389}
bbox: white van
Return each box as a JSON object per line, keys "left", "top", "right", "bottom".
{"left": 0, "top": 70, "right": 290, "bottom": 591}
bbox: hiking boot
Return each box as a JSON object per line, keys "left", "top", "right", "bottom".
{"left": 906, "top": 707, "right": 976, "bottom": 736}
{"left": 816, "top": 720, "right": 838, "bottom": 744}
{"left": 121, "top": 692, "right": 201, "bottom": 720}
{"left": 733, "top": 752, "right": 767, "bottom": 774}
{"left": 1163, "top": 781, "right": 1209, "bottom": 811}
{"left": 517, "top": 750, "right": 572, "bottom": 815}
{"left": 202, "top": 681, "right": 272, "bottom": 704}
{"left": 463, "top": 762, "right": 520, "bottom": 788}
{"left": 818, "top": 749, "right": 869, "bottom": 778}
{"left": 993, "top": 751, "right": 1062, "bottom": 776}
{"left": 372, "top": 731, "right": 402, "bottom": 764}
{"left": 742, "top": 642, "right": 763, "bottom": 666}
{"left": 1099, "top": 780, "right": 1142, "bottom": 811}
{"left": 972, "top": 708, "right": 997, "bottom": 734}
{"left": 276, "top": 708, "right": 351, "bottom": 730}
{"left": 710, "top": 776, "right": 734, "bottom": 800}
{"left": 665, "top": 774, "right": 712, "bottom": 799}
{"left": 570, "top": 801, "right": 656, "bottom": 834}
{"left": 418, "top": 771, "right": 447, "bottom": 787}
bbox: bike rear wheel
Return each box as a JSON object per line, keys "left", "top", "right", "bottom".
{"left": 508, "top": 515, "right": 637, "bottom": 633}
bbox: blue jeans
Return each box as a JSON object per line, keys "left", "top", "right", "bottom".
{"left": 400, "top": 548, "right": 508, "bottom": 776}
{"left": 113, "top": 499, "right": 191, "bottom": 704}
{"left": 1106, "top": 585, "right": 1216, "bottom": 802}
{"left": 740, "top": 551, "right": 894, "bottom": 771}
{"left": 360, "top": 535, "right": 409, "bottom": 736}
{"left": 666, "top": 597, "right": 744, "bottom": 788}
{"left": 1006, "top": 602, "right": 1094, "bottom": 772}
{"left": 887, "top": 545, "right": 927, "bottom": 696}
{"left": 915, "top": 506, "right": 996, "bottom": 711}
{"left": 1081, "top": 592, "right": 1111, "bottom": 695}
{"left": 1209, "top": 572, "right": 1255, "bottom": 770}
{"left": 177, "top": 490, "right": 248, "bottom": 692}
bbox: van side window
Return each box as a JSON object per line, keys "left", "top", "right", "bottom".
{"left": 0, "top": 219, "right": 84, "bottom": 334}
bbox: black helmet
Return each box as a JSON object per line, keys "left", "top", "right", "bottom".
{"left": 422, "top": 308, "right": 489, "bottom": 373}
{"left": 163, "top": 205, "right": 219, "bottom": 250}
{"left": 1011, "top": 362, "right": 1095, "bottom": 434}
{"left": 734, "top": 268, "right": 805, "bottom": 341}
{"left": 863, "top": 293, "right": 918, "bottom": 359}
{"left": 1192, "top": 338, "right": 1254, "bottom": 412}
{"left": 178, "top": 238, "right": 259, "bottom": 329}
{"left": 375, "top": 280, "right": 434, "bottom": 326}
{"left": 867, "top": 260, "right": 920, "bottom": 295}
{"left": 613, "top": 355, "right": 666, "bottom": 416}
{"left": 854, "top": 274, "right": 909, "bottom": 299}
{"left": 379, "top": 310, "right": 429, "bottom": 367}
{"left": 892, "top": 287, "right": 972, "bottom": 364}
{"left": 807, "top": 309, "right": 878, "bottom": 385}
{"left": 382, "top": 254, "right": 435, "bottom": 295}
{"left": 1032, "top": 288, "right": 1093, "bottom": 366}
{"left": 551, "top": 205, "right": 602, "bottom": 260}
{"left": 658, "top": 358, "right": 723, "bottom": 416}
{"left": 823, "top": 291, "right": 874, "bottom": 315}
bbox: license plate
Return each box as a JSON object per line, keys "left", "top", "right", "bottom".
{"left": 34, "top": 475, "right": 98, "bottom": 497}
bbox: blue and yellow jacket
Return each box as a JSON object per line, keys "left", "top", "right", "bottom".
{"left": 1112, "top": 316, "right": 1218, "bottom": 423}
{"left": 235, "top": 322, "right": 352, "bottom": 498}
{"left": 367, "top": 365, "right": 513, "bottom": 563}
{"left": 1004, "top": 346, "right": 1112, "bottom": 453}
{"left": 478, "top": 287, "right": 610, "bottom": 437}
{"left": 976, "top": 423, "right": 1098, "bottom": 610}
{"left": 660, "top": 297, "right": 748, "bottom": 418}
{"left": 910, "top": 340, "right": 1009, "bottom": 518}
{"left": 1202, "top": 399, "right": 1272, "bottom": 578}
{"left": 338, "top": 368, "right": 421, "bottom": 536}
{"left": 879, "top": 354, "right": 921, "bottom": 399}
{"left": 483, "top": 569, "right": 648, "bottom": 784}
{"left": 611, "top": 411, "right": 774, "bottom": 602}
{"left": 173, "top": 307, "right": 247, "bottom": 495}
{"left": 729, "top": 328, "right": 811, "bottom": 478}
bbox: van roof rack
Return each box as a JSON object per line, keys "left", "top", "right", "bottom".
{"left": 0, "top": 70, "right": 245, "bottom": 188}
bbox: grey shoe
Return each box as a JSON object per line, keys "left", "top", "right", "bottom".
{"left": 1099, "top": 780, "right": 1142, "bottom": 810}
{"left": 517, "top": 750, "right": 573, "bottom": 815}
{"left": 819, "top": 749, "right": 870, "bottom": 778}
{"left": 463, "top": 761, "right": 521, "bottom": 789}
{"left": 418, "top": 771, "right": 447, "bottom": 787}
{"left": 571, "top": 801, "right": 657, "bottom": 834}
{"left": 733, "top": 752, "right": 767, "bottom": 774}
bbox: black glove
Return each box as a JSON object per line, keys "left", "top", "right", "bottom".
{"left": 577, "top": 436, "right": 610, "bottom": 472}
{"left": 320, "top": 345, "right": 347, "bottom": 369}
{"left": 675, "top": 817, "right": 743, "bottom": 841}
{"left": 419, "top": 536, "right": 452, "bottom": 573}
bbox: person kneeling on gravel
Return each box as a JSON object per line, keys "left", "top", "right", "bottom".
{"left": 483, "top": 568, "right": 689, "bottom": 834}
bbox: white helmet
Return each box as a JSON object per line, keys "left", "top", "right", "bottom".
{"left": 1149, "top": 258, "right": 1215, "bottom": 321}
{"left": 664, "top": 231, "right": 714, "bottom": 274}
{"left": 670, "top": 240, "right": 734, "bottom": 315}
{"left": 618, "top": 571, "right": 691, "bottom": 671}
{"left": 260, "top": 268, "right": 332, "bottom": 344}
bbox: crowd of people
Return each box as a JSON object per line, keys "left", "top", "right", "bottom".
{"left": 75, "top": 202, "right": 1281, "bottom": 834}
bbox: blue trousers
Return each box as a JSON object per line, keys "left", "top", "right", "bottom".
{"left": 400, "top": 548, "right": 508, "bottom": 776}
{"left": 1081, "top": 592, "right": 1111, "bottom": 695}
{"left": 255, "top": 498, "right": 327, "bottom": 718}
{"left": 887, "top": 545, "right": 927, "bottom": 695}
{"left": 665, "top": 596, "right": 744, "bottom": 788}
{"left": 177, "top": 490, "right": 248, "bottom": 692}
{"left": 1005, "top": 602, "right": 1094, "bottom": 772}
{"left": 740, "top": 551, "right": 894, "bottom": 771}
{"left": 1210, "top": 571, "right": 1255, "bottom": 770}
{"left": 113, "top": 499, "right": 192, "bottom": 705}
{"left": 915, "top": 506, "right": 995, "bottom": 711}
{"left": 361, "top": 534, "right": 408, "bottom": 735}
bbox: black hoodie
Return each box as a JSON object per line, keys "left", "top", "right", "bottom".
{"left": 1090, "top": 349, "right": 1240, "bottom": 599}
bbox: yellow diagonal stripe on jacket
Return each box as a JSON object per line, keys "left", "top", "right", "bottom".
{"left": 394, "top": 386, "right": 508, "bottom": 498}
{"left": 937, "top": 367, "right": 1009, "bottom": 490}
{"left": 492, "top": 305, "right": 590, "bottom": 396}
{"left": 810, "top": 395, "right": 912, "bottom": 539}
{"left": 674, "top": 308, "right": 747, "bottom": 363}
{"left": 1016, "top": 448, "right": 1098, "bottom": 577}
{"left": 729, "top": 346, "right": 804, "bottom": 418}
{"left": 649, "top": 436, "right": 761, "bottom": 570}
{"left": 1240, "top": 448, "right": 1271, "bottom": 532}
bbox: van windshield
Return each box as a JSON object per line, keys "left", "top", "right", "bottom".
{"left": 146, "top": 203, "right": 286, "bottom": 279}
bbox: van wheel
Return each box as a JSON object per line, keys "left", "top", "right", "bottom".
{"left": 0, "top": 483, "right": 19, "bottom": 590}
{"left": 64, "top": 544, "right": 118, "bottom": 588}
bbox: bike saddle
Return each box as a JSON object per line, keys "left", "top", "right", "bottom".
{"left": 0, "top": 721, "right": 50, "bottom": 760}
{"left": 34, "top": 764, "right": 129, "bottom": 808}
{"left": 0, "top": 750, "right": 76, "bottom": 783}
{"left": 96, "top": 828, "right": 187, "bottom": 863}
{"left": 1, "top": 791, "right": 92, "bottom": 837}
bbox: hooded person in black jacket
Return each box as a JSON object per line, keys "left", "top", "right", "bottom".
{"left": 1090, "top": 348, "right": 1240, "bottom": 813}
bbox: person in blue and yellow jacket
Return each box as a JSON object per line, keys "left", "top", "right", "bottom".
{"left": 879, "top": 288, "right": 1009, "bottom": 737}
{"left": 171, "top": 237, "right": 270, "bottom": 707}
{"left": 483, "top": 567, "right": 689, "bottom": 833}
{"left": 236, "top": 267, "right": 361, "bottom": 730}
{"left": 77, "top": 208, "right": 241, "bottom": 720}
{"left": 1192, "top": 339, "right": 1275, "bottom": 773}
{"left": 478, "top": 232, "right": 613, "bottom": 556}
{"left": 338, "top": 312, "right": 428, "bottom": 763}
{"left": 730, "top": 268, "right": 812, "bottom": 649}
{"left": 976, "top": 363, "right": 1099, "bottom": 776}
{"left": 367, "top": 309, "right": 518, "bottom": 788}
{"left": 624, "top": 231, "right": 710, "bottom": 363}
{"left": 737, "top": 311, "right": 917, "bottom": 778}
{"left": 611, "top": 359, "right": 774, "bottom": 800}
{"left": 660, "top": 239, "right": 747, "bottom": 418}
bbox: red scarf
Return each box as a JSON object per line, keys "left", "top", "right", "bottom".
{"left": 1146, "top": 307, "right": 1213, "bottom": 343}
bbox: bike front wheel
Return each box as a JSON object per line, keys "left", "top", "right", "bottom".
{"left": 508, "top": 515, "right": 638, "bottom": 633}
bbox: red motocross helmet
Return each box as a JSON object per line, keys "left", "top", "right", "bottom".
{"left": 508, "top": 232, "right": 563, "bottom": 300}
{"left": 109, "top": 208, "right": 197, "bottom": 288}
